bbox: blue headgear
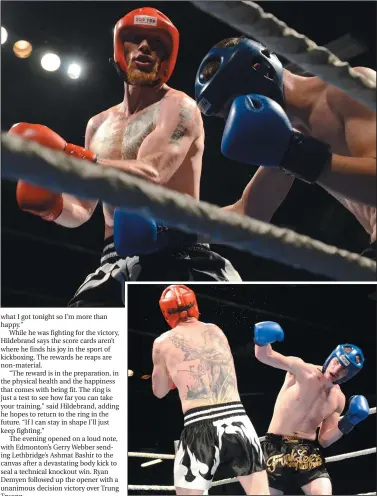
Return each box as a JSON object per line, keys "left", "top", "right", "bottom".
{"left": 322, "top": 344, "right": 365, "bottom": 385}
{"left": 195, "top": 38, "right": 284, "bottom": 117}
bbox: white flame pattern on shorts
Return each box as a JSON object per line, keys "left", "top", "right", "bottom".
{"left": 213, "top": 415, "right": 264, "bottom": 466}
{"left": 174, "top": 414, "right": 263, "bottom": 490}
{"left": 174, "top": 443, "right": 220, "bottom": 489}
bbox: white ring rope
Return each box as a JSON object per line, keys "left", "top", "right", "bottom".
{"left": 258, "top": 406, "right": 376, "bottom": 442}
{"left": 128, "top": 447, "right": 376, "bottom": 491}
{"left": 128, "top": 408, "right": 376, "bottom": 459}
{"left": 129, "top": 452, "right": 174, "bottom": 460}
{"left": 191, "top": 1, "right": 376, "bottom": 111}
{"left": 129, "top": 407, "right": 376, "bottom": 490}
{"left": 128, "top": 446, "right": 376, "bottom": 463}
{"left": 2, "top": 133, "right": 376, "bottom": 281}
{"left": 325, "top": 447, "right": 376, "bottom": 463}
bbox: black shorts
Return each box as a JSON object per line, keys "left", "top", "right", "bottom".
{"left": 361, "top": 240, "right": 376, "bottom": 261}
{"left": 261, "top": 434, "right": 330, "bottom": 492}
{"left": 68, "top": 235, "right": 241, "bottom": 307}
{"left": 174, "top": 402, "right": 266, "bottom": 491}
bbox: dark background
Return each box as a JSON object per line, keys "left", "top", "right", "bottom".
{"left": 1, "top": 1, "right": 376, "bottom": 306}
{"left": 128, "top": 284, "right": 376, "bottom": 494}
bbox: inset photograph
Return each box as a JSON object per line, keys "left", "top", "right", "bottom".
{"left": 2, "top": 1, "right": 376, "bottom": 309}
{"left": 128, "top": 284, "right": 376, "bottom": 495}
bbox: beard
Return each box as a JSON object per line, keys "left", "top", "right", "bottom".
{"left": 126, "top": 60, "right": 161, "bottom": 86}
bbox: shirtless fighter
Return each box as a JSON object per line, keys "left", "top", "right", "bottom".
{"left": 152, "top": 285, "right": 269, "bottom": 495}
{"left": 10, "top": 8, "right": 240, "bottom": 307}
{"left": 254, "top": 321, "right": 370, "bottom": 495}
{"left": 195, "top": 38, "right": 376, "bottom": 260}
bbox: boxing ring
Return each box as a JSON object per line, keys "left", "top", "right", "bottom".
{"left": 1, "top": 1, "right": 376, "bottom": 281}
{"left": 128, "top": 406, "right": 376, "bottom": 494}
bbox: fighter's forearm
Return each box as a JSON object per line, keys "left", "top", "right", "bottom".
{"left": 54, "top": 194, "right": 97, "bottom": 228}
{"left": 96, "top": 157, "right": 159, "bottom": 183}
{"left": 254, "top": 343, "right": 274, "bottom": 363}
{"left": 97, "top": 157, "right": 137, "bottom": 172}
{"left": 318, "top": 155, "right": 376, "bottom": 206}
{"left": 226, "top": 167, "right": 295, "bottom": 221}
{"left": 152, "top": 372, "right": 174, "bottom": 399}
{"left": 318, "top": 426, "right": 343, "bottom": 448}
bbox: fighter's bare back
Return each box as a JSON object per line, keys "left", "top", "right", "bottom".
{"left": 290, "top": 73, "right": 376, "bottom": 241}
{"left": 157, "top": 321, "right": 241, "bottom": 413}
{"left": 268, "top": 363, "right": 345, "bottom": 439}
{"left": 87, "top": 88, "right": 204, "bottom": 239}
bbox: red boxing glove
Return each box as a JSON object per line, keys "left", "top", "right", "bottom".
{"left": 16, "top": 181, "right": 63, "bottom": 221}
{"left": 9, "top": 122, "right": 97, "bottom": 162}
{"left": 10, "top": 123, "right": 96, "bottom": 221}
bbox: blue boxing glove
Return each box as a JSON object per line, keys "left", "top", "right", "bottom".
{"left": 254, "top": 321, "right": 284, "bottom": 346}
{"left": 338, "top": 395, "right": 369, "bottom": 435}
{"left": 113, "top": 209, "right": 168, "bottom": 257}
{"left": 221, "top": 94, "right": 332, "bottom": 183}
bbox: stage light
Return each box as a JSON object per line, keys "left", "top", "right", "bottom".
{"left": 67, "top": 62, "right": 82, "bottom": 79}
{"left": 13, "top": 40, "right": 32, "bottom": 59}
{"left": 41, "top": 52, "right": 61, "bottom": 72}
{"left": 1, "top": 26, "right": 8, "bottom": 45}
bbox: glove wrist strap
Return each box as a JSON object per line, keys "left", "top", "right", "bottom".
{"left": 338, "top": 416, "right": 354, "bottom": 435}
{"left": 65, "top": 143, "right": 97, "bottom": 162}
{"left": 279, "top": 131, "right": 332, "bottom": 184}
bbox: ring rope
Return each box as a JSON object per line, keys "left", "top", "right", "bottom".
{"left": 325, "top": 447, "right": 376, "bottom": 463}
{"left": 129, "top": 452, "right": 174, "bottom": 460}
{"left": 128, "top": 408, "right": 376, "bottom": 458}
{"left": 191, "top": 1, "right": 376, "bottom": 111}
{"left": 258, "top": 406, "right": 376, "bottom": 442}
{"left": 128, "top": 446, "right": 376, "bottom": 463}
{"left": 128, "top": 447, "right": 376, "bottom": 491}
{"left": 2, "top": 133, "right": 376, "bottom": 281}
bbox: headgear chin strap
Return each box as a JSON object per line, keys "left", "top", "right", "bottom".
{"left": 322, "top": 344, "right": 365, "bottom": 385}
{"left": 195, "top": 38, "right": 284, "bottom": 116}
{"left": 113, "top": 7, "right": 179, "bottom": 87}
{"left": 159, "top": 285, "right": 199, "bottom": 328}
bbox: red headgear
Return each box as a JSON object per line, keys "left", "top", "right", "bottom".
{"left": 159, "top": 285, "right": 199, "bottom": 328}
{"left": 113, "top": 7, "right": 179, "bottom": 87}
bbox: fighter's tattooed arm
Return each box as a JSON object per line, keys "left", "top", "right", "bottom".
{"left": 91, "top": 94, "right": 202, "bottom": 186}
{"left": 169, "top": 325, "right": 237, "bottom": 404}
{"left": 168, "top": 103, "right": 193, "bottom": 147}
{"left": 134, "top": 94, "right": 202, "bottom": 185}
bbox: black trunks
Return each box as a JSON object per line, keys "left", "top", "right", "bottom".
{"left": 261, "top": 433, "right": 330, "bottom": 492}
{"left": 174, "top": 402, "right": 266, "bottom": 491}
{"left": 68, "top": 234, "right": 241, "bottom": 307}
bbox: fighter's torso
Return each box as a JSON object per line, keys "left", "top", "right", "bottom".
{"left": 159, "top": 323, "right": 240, "bottom": 414}
{"left": 89, "top": 92, "right": 203, "bottom": 238}
{"left": 91, "top": 103, "right": 160, "bottom": 161}
{"left": 293, "top": 78, "right": 376, "bottom": 241}
{"left": 268, "top": 366, "right": 342, "bottom": 439}
{"left": 89, "top": 102, "right": 159, "bottom": 236}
